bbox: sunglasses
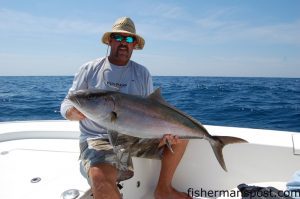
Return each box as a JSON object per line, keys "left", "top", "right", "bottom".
{"left": 111, "top": 34, "right": 136, "bottom": 43}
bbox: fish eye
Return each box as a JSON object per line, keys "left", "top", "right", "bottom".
{"left": 87, "top": 94, "right": 96, "bottom": 100}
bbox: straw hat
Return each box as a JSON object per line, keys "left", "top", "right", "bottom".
{"left": 101, "top": 17, "right": 145, "bottom": 50}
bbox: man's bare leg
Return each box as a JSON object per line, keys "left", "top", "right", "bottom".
{"left": 154, "top": 138, "right": 191, "bottom": 199}
{"left": 89, "top": 163, "right": 121, "bottom": 199}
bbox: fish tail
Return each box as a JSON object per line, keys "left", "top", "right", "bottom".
{"left": 209, "top": 136, "right": 247, "bottom": 171}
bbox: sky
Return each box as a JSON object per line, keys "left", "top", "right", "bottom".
{"left": 0, "top": 0, "right": 299, "bottom": 77}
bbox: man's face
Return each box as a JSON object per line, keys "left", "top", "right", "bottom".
{"left": 108, "top": 33, "right": 137, "bottom": 65}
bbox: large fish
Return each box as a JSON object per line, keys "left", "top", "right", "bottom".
{"left": 68, "top": 88, "right": 247, "bottom": 171}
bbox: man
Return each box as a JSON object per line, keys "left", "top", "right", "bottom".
{"left": 61, "top": 17, "right": 190, "bottom": 199}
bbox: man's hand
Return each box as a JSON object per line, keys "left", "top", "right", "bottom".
{"left": 158, "top": 134, "right": 181, "bottom": 148}
{"left": 66, "top": 107, "right": 86, "bottom": 121}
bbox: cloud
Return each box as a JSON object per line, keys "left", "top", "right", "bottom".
{"left": 4, "top": 6, "right": 298, "bottom": 45}
{"left": 195, "top": 7, "right": 237, "bottom": 29}
{"left": 138, "top": 3, "right": 185, "bottom": 19}
{"left": 139, "top": 7, "right": 300, "bottom": 45}
{"left": 152, "top": 4, "right": 184, "bottom": 19}
{"left": 243, "top": 21, "right": 300, "bottom": 44}
{"left": 0, "top": 8, "right": 107, "bottom": 35}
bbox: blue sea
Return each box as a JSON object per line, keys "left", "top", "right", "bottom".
{"left": 0, "top": 76, "right": 299, "bottom": 132}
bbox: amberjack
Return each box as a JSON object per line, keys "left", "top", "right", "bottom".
{"left": 68, "top": 88, "right": 247, "bottom": 171}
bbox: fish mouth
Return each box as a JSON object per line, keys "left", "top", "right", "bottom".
{"left": 68, "top": 94, "right": 82, "bottom": 107}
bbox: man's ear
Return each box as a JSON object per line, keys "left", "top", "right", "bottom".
{"left": 108, "top": 37, "right": 112, "bottom": 45}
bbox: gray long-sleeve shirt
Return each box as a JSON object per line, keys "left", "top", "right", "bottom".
{"left": 60, "top": 57, "right": 154, "bottom": 141}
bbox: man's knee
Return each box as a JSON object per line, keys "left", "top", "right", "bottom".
{"left": 89, "top": 164, "right": 121, "bottom": 198}
{"left": 89, "top": 163, "right": 118, "bottom": 183}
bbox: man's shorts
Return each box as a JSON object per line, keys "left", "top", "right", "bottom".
{"left": 79, "top": 132, "right": 163, "bottom": 182}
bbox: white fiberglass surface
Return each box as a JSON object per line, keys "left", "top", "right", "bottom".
{"left": 1, "top": 121, "right": 299, "bottom": 199}
{"left": 0, "top": 138, "right": 90, "bottom": 199}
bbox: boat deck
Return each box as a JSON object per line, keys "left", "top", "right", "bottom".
{"left": 0, "top": 121, "right": 89, "bottom": 199}
{"left": 1, "top": 120, "right": 300, "bottom": 199}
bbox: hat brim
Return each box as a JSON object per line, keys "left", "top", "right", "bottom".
{"left": 101, "top": 31, "right": 145, "bottom": 50}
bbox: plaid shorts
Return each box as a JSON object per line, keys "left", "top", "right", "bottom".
{"left": 80, "top": 132, "right": 163, "bottom": 182}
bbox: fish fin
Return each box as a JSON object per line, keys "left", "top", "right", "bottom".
{"left": 210, "top": 136, "right": 248, "bottom": 172}
{"left": 165, "top": 139, "right": 174, "bottom": 154}
{"left": 111, "top": 111, "right": 117, "bottom": 122}
{"left": 148, "top": 88, "right": 167, "bottom": 104}
{"left": 149, "top": 88, "right": 209, "bottom": 136}
{"left": 108, "top": 130, "right": 119, "bottom": 146}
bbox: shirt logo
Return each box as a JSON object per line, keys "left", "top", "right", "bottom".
{"left": 106, "top": 81, "right": 127, "bottom": 88}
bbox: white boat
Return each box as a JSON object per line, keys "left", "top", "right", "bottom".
{"left": 0, "top": 120, "right": 299, "bottom": 199}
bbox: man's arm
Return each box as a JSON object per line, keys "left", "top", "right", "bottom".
{"left": 60, "top": 64, "right": 89, "bottom": 120}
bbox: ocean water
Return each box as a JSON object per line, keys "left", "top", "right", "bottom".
{"left": 0, "top": 76, "right": 299, "bottom": 132}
